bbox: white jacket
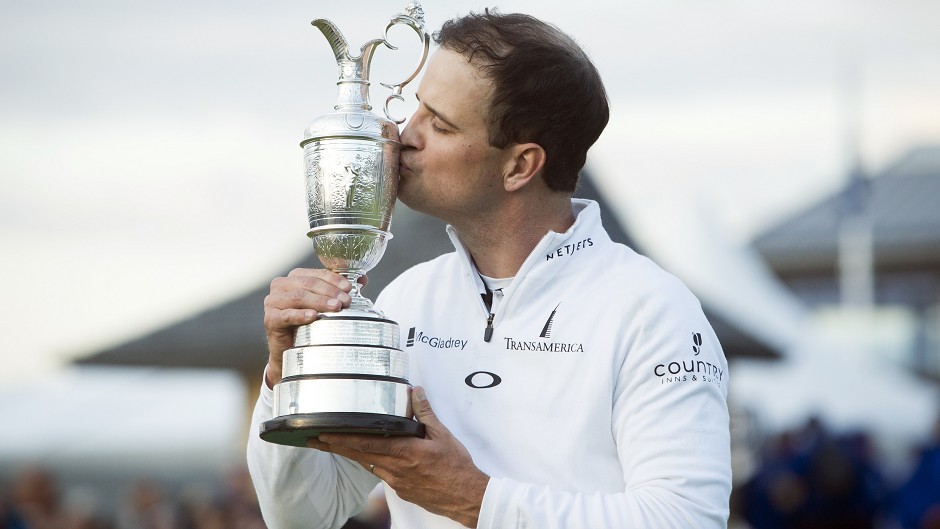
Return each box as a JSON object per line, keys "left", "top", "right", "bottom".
{"left": 248, "top": 199, "right": 732, "bottom": 529}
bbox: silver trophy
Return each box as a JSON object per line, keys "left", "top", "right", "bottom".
{"left": 260, "top": 3, "right": 430, "bottom": 447}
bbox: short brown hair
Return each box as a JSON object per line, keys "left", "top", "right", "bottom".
{"left": 434, "top": 10, "right": 609, "bottom": 192}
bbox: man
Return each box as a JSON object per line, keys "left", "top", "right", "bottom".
{"left": 248, "top": 10, "right": 731, "bottom": 529}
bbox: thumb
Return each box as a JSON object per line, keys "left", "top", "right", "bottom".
{"left": 412, "top": 386, "right": 441, "bottom": 429}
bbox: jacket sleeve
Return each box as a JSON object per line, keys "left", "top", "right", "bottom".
{"left": 476, "top": 276, "right": 732, "bottom": 529}
{"left": 246, "top": 372, "right": 381, "bottom": 529}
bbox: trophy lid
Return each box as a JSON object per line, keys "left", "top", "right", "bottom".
{"left": 301, "top": 3, "right": 428, "bottom": 147}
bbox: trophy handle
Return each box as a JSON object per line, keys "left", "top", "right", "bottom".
{"left": 379, "top": 4, "right": 431, "bottom": 124}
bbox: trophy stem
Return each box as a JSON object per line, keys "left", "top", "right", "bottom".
{"left": 343, "top": 272, "right": 378, "bottom": 314}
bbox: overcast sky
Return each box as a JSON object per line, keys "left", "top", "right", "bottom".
{"left": 2, "top": 0, "right": 939, "bottom": 396}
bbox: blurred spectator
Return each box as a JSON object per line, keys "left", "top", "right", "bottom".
{"left": 13, "top": 416, "right": 940, "bottom": 529}
{"left": 0, "top": 463, "right": 403, "bottom": 529}
{"left": 890, "top": 417, "right": 940, "bottom": 529}
{"left": 343, "top": 485, "right": 391, "bottom": 529}
{"left": 1, "top": 490, "right": 27, "bottom": 529}
{"left": 737, "top": 430, "right": 807, "bottom": 529}
{"left": 175, "top": 467, "right": 265, "bottom": 529}
{"left": 737, "top": 416, "right": 887, "bottom": 529}
{"left": 115, "top": 479, "right": 178, "bottom": 529}
{"left": 799, "top": 431, "right": 885, "bottom": 528}
{"left": 5, "top": 466, "right": 110, "bottom": 529}
{"left": 61, "top": 485, "right": 109, "bottom": 529}
{"left": 213, "top": 466, "right": 265, "bottom": 529}
{"left": 8, "top": 465, "right": 68, "bottom": 529}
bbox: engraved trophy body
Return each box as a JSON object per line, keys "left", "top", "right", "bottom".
{"left": 260, "top": 3, "right": 430, "bottom": 447}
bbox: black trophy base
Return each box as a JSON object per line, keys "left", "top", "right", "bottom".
{"left": 260, "top": 413, "right": 426, "bottom": 447}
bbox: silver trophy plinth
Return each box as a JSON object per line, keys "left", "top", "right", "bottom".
{"left": 260, "top": 3, "right": 430, "bottom": 447}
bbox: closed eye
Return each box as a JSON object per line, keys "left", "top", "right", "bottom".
{"left": 416, "top": 93, "right": 460, "bottom": 133}
{"left": 430, "top": 118, "right": 453, "bottom": 134}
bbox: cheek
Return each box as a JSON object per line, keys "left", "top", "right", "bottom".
{"left": 457, "top": 144, "right": 495, "bottom": 170}
{"left": 422, "top": 137, "right": 492, "bottom": 181}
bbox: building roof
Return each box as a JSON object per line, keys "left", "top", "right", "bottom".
{"left": 754, "top": 146, "right": 940, "bottom": 274}
{"left": 77, "top": 173, "right": 778, "bottom": 372}
{"left": 74, "top": 198, "right": 450, "bottom": 374}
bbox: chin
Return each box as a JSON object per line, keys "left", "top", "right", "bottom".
{"left": 397, "top": 194, "right": 425, "bottom": 213}
{"left": 397, "top": 192, "right": 437, "bottom": 218}
{"left": 395, "top": 186, "right": 417, "bottom": 209}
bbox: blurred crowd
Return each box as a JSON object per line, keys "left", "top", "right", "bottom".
{"left": 733, "top": 416, "right": 940, "bottom": 529}
{"left": 0, "top": 465, "right": 390, "bottom": 529}
{"left": 2, "top": 418, "right": 939, "bottom": 529}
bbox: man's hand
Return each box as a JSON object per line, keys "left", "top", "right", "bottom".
{"left": 262, "top": 268, "right": 356, "bottom": 387}
{"left": 308, "top": 387, "right": 489, "bottom": 528}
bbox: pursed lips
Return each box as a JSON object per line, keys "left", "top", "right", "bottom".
{"left": 399, "top": 156, "right": 414, "bottom": 176}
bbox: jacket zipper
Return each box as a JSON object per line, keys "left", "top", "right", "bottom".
{"left": 481, "top": 280, "right": 495, "bottom": 342}
{"left": 483, "top": 312, "right": 495, "bottom": 342}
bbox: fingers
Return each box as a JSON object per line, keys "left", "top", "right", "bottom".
{"left": 278, "top": 268, "right": 353, "bottom": 307}
{"left": 306, "top": 437, "right": 330, "bottom": 452}
{"left": 306, "top": 436, "right": 396, "bottom": 478}
{"left": 265, "top": 269, "right": 351, "bottom": 325}
{"left": 262, "top": 268, "right": 357, "bottom": 386}
{"left": 411, "top": 386, "right": 433, "bottom": 422}
{"left": 410, "top": 386, "right": 443, "bottom": 440}
{"left": 315, "top": 434, "right": 398, "bottom": 457}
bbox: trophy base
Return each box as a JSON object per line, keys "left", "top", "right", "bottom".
{"left": 260, "top": 412, "right": 426, "bottom": 447}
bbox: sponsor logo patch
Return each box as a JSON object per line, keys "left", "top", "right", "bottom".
{"left": 405, "top": 327, "right": 468, "bottom": 350}
{"left": 545, "top": 237, "right": 593, "bottom": 261}
{"left": 653, "top": 331, "right": 724, "bottom": 388}
{"left": 504, "top": 303, "right": 584, "bottom": 353}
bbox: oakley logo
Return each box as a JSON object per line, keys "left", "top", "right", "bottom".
{"left": 465, "top": 371, "right": 502, "bottom": 389}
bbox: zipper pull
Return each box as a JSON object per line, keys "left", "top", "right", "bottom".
{"left": 483, "top": 313, "right": 495, "bottom": 342}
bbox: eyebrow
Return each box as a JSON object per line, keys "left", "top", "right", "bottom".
{"left": 415, "top": 93, "right": 462, "bottom": 131}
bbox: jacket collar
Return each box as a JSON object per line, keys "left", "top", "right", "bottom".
{"left": 444, "top": 199, "right": 611, "bottom": 316}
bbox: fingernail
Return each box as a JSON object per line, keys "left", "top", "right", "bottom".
{"left": 327, "top": 299, "right": 341, "bottom": 310}
{"left": 304, "top": 310, "right": 316, "bottom": 320}
{"left": 339, "top": 292, "right": 351, "bottom": 303}
{"left": 307, "top": 437, "right": 329, "bottom": 451}
{"left": 414, "top": 386, "right": 426, "bottom": 402}
{"left": 339, "top": 279, "right": 352, "bottom": 290}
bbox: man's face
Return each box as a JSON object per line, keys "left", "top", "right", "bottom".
{"left": 398, "top": 48, "right": 512, "bottom": 224}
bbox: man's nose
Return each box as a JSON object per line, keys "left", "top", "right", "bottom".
{"left": 399, "top": 113, "right": 420, "bottom": 149}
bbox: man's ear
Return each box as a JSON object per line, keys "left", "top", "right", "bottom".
{"left": 503, "top": 143, "right": 546, "bottom": 193}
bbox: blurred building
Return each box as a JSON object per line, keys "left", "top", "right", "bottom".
{"left": 76, "top": 172, "right": 780, "bottom": 387}
{"left": 754, "top": 146, "right": 940, "bottom": 381}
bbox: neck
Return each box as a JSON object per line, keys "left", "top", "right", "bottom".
{"left": 453, "top": 193, "right": 575, "bottom": 278}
